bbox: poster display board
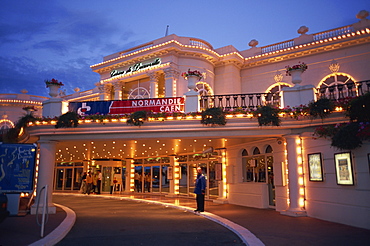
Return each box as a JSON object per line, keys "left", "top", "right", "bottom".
{"left": 334, "top": 152, "right": 354, "bottom": 185}
{"left": 308, "top": 153, "right": 323, "bottom": 182}
{"left": 0, "top": 143, "right": 37, "bottom": 193}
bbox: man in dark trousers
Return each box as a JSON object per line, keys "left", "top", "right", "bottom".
{"left": 97, "top": 170, "right": 102, "bottom": 194}
{"left": 194, "top": 167, "right": 206, "bottom": 212}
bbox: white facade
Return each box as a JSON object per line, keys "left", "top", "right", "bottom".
{"left": 1, "top": 11, "right": 370, "bottom": 230}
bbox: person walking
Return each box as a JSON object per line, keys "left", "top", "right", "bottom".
{"left": 194, "top": 167, "right": 206, "bottom": 212}
{"left": 97, "top": 170, "right": 102, "bottom": 194}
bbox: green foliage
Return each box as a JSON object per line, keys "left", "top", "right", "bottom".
{"left": 308, "top": 98, "right": 334, "bottom": 120}
{"left": 127, "top": 111, "right": 147, "bottom": 126}
{"left": 331, "top": 122, "right": 362, "bottom": 150}
{"left": 347, "top": 92, "right": 370, "bottom": 122}
{"left": 55, "top": 111, "right": 79, "bottom": 128}
{"left": 254, "top": 105, "right": 281, "bottom": 126}
{"left": 201, "top": 108, "right": 226, "bottom": 126}
{"left": 1, "top": 114, "right": 37, "bottom": 143}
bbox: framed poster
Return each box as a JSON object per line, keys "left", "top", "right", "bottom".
{"left": 308, "top": 153, "right": 323, "bottom": 182}
{"left": 334, "top": 152, "right": 354, "bottom": 185}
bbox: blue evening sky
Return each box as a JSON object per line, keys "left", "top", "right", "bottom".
{"left": 1, "top": 0, "right": 369, "bottom": 97}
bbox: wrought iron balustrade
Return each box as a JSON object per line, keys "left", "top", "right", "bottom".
{"left": 200, "top": 92, "right": 280, "bottom": 111}
{"left": 316, "top": 80, "right": 370, "bottom": 100}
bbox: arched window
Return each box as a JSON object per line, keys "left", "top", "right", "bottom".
{"left": 317, "top": 73, "right": 356, "bottom": 100}
{"left": 253, "top": 147, "right": 260, "bottom": 155}
{"left": 265, "top": 145, "right": 273, "bottom": 153}
{"left": 128, "top": 86, "right": 150, "bottom": 99}
{"left": 265, "top": 82, "right": 291, "bottom": 106}
{"left": 195, "top": 82, "right": 213, "bottom": 96}
{"left": 242, "top": 149, "right": 248, "bottom": 156}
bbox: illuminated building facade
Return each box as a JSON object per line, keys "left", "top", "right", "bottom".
{"left": 1, "top": 10, "right": 370, "bottom": 229}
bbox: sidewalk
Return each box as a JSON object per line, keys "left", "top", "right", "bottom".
{"left": 0, "top": 192, "right": 369, "bottom": 246}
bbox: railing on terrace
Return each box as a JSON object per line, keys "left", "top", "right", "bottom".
{"left": 260, "top": 23, "right": 357, "bottom": 55}
{"left": 0, "top": 94, "right": 48, "bottom": 102}
{"left": 316, "top": 80, "right": 370, "bottom": 100}
{"left": 313, "top": 25, "right": 354, "bottom": 41}
{"left": 189, "top": 39, "right": 213, "bottom": 49}
{"left": 200, "top": 92, "right": 280, "bottom": 111}
{"left": 261, "top": 39, "right": 295, "bottom": 54}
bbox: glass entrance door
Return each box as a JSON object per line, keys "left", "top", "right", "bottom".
{"left": 179, "top": 163, "right": 188, "bottom": 195}
{"left": 102, "top": 167, "right": 112, "bottom": 193}
{"left": 152, "top": 166, "right": 160, "bottom": 193}
{"left": 54, "top": 168, "right": 73, "bottom": 191}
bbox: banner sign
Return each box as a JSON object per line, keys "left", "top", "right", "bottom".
{"left": 0, "top": 143, "right": 37, "bottom": 193}
{"left": 69, "top": 97, "right": 185, "bottom": 116}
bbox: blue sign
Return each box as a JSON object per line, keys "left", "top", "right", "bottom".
{"left": 0, "top": 143, "right": 37, "bottom": 193}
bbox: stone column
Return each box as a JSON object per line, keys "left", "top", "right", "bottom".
{"left": 98, "top": 84, "right": 112, "bottom": 100}
{"left": 281, "top": 135, "right": 306, "bottom": 217}
{"left": 164, "top": 68, "right": 180, "bottom": 97}
{"left": 113, "top": 82, "right": 123, "bottom": 100}
{"left": 31, "top": 140, "right": 57, "bottom": 214}
{"left": 148, "top": 72, "right": 160, "bottom": 98}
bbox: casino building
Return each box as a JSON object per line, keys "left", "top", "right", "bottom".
{"left": 1, "top": 10, "right": 370, "bottom": 230}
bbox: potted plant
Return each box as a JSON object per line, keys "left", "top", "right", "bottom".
{"left": 201, "top": 107, "right": 226, "bottom": 126}
{"left": 181, "top": 69, "right": 203, "bottom": 81}
{"left": 331, "top": 122, "right": 362, "bottom": 150}
{"left": 55, "top": 111, "right": 79, "bottom": 128}
{"left": 127, "top": 111, "right": 147, "bottom": 126}
{"left": 285, "top": 62, "right": 308, "bottom": 85}
{"left": 45, "top": 78, "right": 64, "bottom": 97}
{"left": 308, "top": 98, "right": 334, "bottom": 120}
{"left": 254, "top": 105, "right": 281, "bottom": 126}
{"left": 347, "top": 92, "right": 370, "bottom": 122}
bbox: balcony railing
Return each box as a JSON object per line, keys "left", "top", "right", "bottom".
{"left": 313, "top": 25, "right": 354, "bottom": 41}
{"left": 200, "top": 92, "right": 280, "bottom": 111}
{"left": 316, "top": 80, "right": 370, "bottom": 100}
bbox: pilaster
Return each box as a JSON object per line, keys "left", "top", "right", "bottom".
{"left": 148, "top": 72, "right": 160, "bottom": 98}
{"left": 113, "top": 81, "right": 123, "bottom": 100}
{"left": 164, "top": 68, "right": 180, "bottom": 97}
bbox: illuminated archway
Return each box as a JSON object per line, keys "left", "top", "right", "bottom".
{"left": 317, "top": 73, "right": 356, "bottom": 99}
{"left": 264, "top": 82, "right": 292, "bottom": 105}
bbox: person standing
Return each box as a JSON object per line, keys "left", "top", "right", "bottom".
{"left": 85, "top": 171, "right": 93, "bottom": 195}
{"left": 134, "top": 172, "right": 140, "bottom": 192}
{"left": 194, "top": 167, "right": 206, "bottom": 212}
{"left": 97, "top": 170, "right": 102, "bottom": 194}
{"left": 80, "top": 172, "right": 87, "bottom": 194}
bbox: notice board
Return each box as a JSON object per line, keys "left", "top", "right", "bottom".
{"left": 0, "top": 143, "right": 37, "bottom": 193}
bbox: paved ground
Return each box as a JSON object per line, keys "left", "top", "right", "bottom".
{"left": 0, "top": 193, "right": 369, "bottom": 246}
{"left": 54, "top": 195, "right": 244, "bottom": 246}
